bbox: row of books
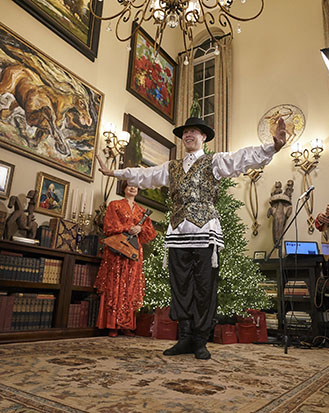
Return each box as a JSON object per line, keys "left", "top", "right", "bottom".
{"left": 36, "top": 225, "right": 53, "bottom": 248}
{"left": 0, "top": 292, "right": 55, "bottom": 332}
{"left": 67, "top": 295, "right": 100, "bottom": 328}
{"left": 259, "top": 280, "right": 278, "bottom": 298}
{"left": 73, "top": 263, "right": 98, "bottom": 287}
{"left": 284, "top": 280, "right": 310, "bottom": 297}
{"left": 265, "top": 313, "right": 279, "bottom": 329}
{"left": 0, "top": 254, "right": 62, "bottom": 284}
{"left": 286, "top": 310, "right": 312, "bottom": 329}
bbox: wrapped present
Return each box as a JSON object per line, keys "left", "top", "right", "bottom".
{"left": 152, "top": 307, "right": 178, "bottom": 340}
{"left": 135, "top": 312, "right": 154, "bottom": 337}
{"left": 236, "top": 322, "right": 257, "bottom": 343}
{"left": 213, "top": 324, "right": 237, "bottom": 344}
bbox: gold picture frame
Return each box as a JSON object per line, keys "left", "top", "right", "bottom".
{"left": 35, "top": 172, "right": 70, "bottom": 218}
{"left": 0, "top": 22, "right": 104, "bottom": 182}
{"left": 0, "top": 160, "right": 15, "bottom": 200}
{"left": 253, "top": 251, "right": 266, "bottom": 261}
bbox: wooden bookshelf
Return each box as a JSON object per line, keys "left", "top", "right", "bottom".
{"left": 0, "top": 239, "right": 103, "bottom": 344}
{"left": 257, "top": 255, "right": 325, "bottom": 341}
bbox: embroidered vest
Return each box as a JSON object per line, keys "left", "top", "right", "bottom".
{"left": 168, "top": 154, "right": 220, "bottom": 229}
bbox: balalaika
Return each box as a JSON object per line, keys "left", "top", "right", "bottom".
{"left": 102, "top": 208, "right": 153, "bottom": 261}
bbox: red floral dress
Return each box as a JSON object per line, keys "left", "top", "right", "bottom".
{"left": 94, "top": 199, "right": 156, "bottom": 330}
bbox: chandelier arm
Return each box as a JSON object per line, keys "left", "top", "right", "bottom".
{"left": 179, "top": 16, "right": 190, "bottom": 57}
{"left": 153, "top": 19, "right": 166, "bottom": 52}
{"left": 218, "top": 12, "right": 234, "bottom": 34}
{"left": 89, "top": 1, "right": 131, "bottom": 21}
{"left": 211, "top": 0, "right": 265, "bottom": 23}
{"left": 201, "top": 12, "right": 220, "bottom": 44}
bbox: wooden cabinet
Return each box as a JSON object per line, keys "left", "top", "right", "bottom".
{"left": 0, "top": 239, "right": 102, "bottom": 343}
{"left": 258, "top": 255, "right": 326, "bottom": 342}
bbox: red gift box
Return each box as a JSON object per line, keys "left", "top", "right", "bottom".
{"left": 135, "top": 312, "right": 154, "bottom": 337}
{"left": 152, "top": 307, "right": 178, "bottom": 340}
{"left": 213, "top": 324, "right": 237, "bottom": 344}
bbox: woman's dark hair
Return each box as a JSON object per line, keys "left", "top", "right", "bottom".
{"left": 121, "top": 180, "right": 129, "bottom": 193}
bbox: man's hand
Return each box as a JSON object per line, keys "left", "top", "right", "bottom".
{"left": 96, "top": 154, "right": 114, "bottom": 177}
{"left": 273, "top": 117, "right": 286, "bottom": 152}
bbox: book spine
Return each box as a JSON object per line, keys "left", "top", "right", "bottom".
{"left": 2, "top": 295, "right": 15, "bottom": 331}
{"left": 39, "top": 257, "right": 45, "bottom": 283}
{"left": 0, "top": 294, "right": 7, "bottom": 331}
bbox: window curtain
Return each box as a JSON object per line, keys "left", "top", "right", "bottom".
{"left": 174, "top": 33, "right": 232, "bottom": 157}
{"left": 323, "top": 0, "right": 329, "bottom": 47}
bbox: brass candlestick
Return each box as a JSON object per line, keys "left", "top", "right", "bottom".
{"left": 72, "top": 212, "right": 92, "bottom": 253}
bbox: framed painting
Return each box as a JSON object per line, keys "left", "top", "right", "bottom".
{"left": 126, "top": 24, "right": 177, "bottom": 124}
{"left": 35, "top": 172, "right": 70, "bottom": 218}
{"left": 13, "top": 0, "right": 103, "bottom": 62}
{"left": 0, "top": 22, "right": 104, "bottom": 182}
{"left": 0, "top": 160, "right": 15, "bottom": 200}
{"left": 118, "top": 113, "right": 176, "bottom": 212}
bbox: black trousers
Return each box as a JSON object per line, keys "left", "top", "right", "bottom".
{"left": 168, "top": 246, "right": 219, "bottom": 337}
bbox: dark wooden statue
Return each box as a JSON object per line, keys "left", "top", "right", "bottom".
{"left": 267, "top": 180, "right": 294, "bottom": 245}
{"left": 3, "top": 189, "right": 38, "bottom": 240}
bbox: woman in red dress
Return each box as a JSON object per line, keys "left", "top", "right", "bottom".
{"left": 94, "top": 181, "right": 156, "bottom": 337}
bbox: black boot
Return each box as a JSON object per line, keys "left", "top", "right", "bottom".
{"left": 163, "top": 320, "right": 194, "bottom": 356}
{"left": 193, "top": 333, "right": 211, "bottom": 360}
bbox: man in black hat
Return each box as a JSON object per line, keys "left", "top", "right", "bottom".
{"left": 96, "top": 116, "right": 286, "bottom": 359}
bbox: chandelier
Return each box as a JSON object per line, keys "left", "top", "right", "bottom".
{"left": 90, "top": 1, "right": 265, "bottom": 61}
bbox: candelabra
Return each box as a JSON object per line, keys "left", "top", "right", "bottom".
{"left": 291, "top": 139, "right": 324, "bottom": 233}
{"left": 244, "top": 167, "right": 263, "bottom": 236}
{"left": 72, "top": 211, "right": 92, "bottom": 253}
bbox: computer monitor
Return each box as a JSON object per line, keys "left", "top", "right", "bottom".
{"left": 284, "top": 241, "right": 319, "bottom": 256}
{"left": 321, "top": 243, "right": 329, "bottom": 255}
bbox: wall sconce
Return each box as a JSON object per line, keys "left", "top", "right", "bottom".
{"left": 244, "top": 167, "right": 264, "bottom": 236}
{"left": 102, "top": 122, "right": 130, "bottom": 197}
{"left": 290, "top": 139, "right": 324, "bottom": 233}
{"left": 102, "top": 123, "right": 130, "bottom": 168}
{"left": 93, "top": 123, "right": 131, "bottom": 236}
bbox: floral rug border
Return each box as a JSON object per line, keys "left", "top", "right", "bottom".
{"left": 0, "top": 383, "right": 86, "bottom": 413}
{"left": 255, "top": 365, "right": 329, "bottom": 412}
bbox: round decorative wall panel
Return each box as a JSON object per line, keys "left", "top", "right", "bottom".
{"left": 257, "top": 104, "right": 305, "bottom": 147}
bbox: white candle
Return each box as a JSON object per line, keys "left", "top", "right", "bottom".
{"left": 71, "top": 189, "right": 78, "bottom": 216}
{"left": 88, "top": 190, "right": 94, "bottom": 215}
{"left": 80, "top": 190, "right": 86, "bottom": 213}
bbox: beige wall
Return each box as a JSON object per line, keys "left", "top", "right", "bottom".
{"left": 1, "top": 0, "right": 329, "bottom": 257}
{"left": 231, "top": 0, "right": 329, "bottom": 257}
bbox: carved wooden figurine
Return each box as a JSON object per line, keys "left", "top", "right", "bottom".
{"left": 3, "top": 189, "right": 38, "bottom": 240}
{"left": 267, "top": 180, "right": 294, "bottom": 245}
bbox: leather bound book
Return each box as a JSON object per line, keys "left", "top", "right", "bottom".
{"left": 49, "top": 218, "right": 78, "bottom": 252}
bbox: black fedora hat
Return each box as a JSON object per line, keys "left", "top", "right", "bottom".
{"left": 173, "top": 117, "right": 215, "bottom": 142}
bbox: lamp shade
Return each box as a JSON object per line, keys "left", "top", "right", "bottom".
{"left": 321, "top": 48, "right": 329, "bottom": 71}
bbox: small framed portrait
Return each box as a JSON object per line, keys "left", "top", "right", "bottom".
{"left": 35, "top": 172, "right": 70, "bottom": 218}
{"left": 254, "top": 251, "right": 266, "bottom": 261}
{"left": 0, "top": 160, "right": 15, "bottom": 199}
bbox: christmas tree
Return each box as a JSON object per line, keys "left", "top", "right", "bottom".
{"left": 143, "top": 179, "right": 271, "bottom": 315}
{"left": 142, "top": 205, "right": 171, "bottom": 311}
{"left": 215, "top": 177, "right": 271, "bottom": 316}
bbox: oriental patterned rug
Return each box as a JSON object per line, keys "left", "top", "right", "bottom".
{"left": 0, "top": 336, "right": 328, "bottom": 412}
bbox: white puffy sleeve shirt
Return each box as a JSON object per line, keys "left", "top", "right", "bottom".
{"left": 114, "top": 143, "right": 276, "bottom": 249}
